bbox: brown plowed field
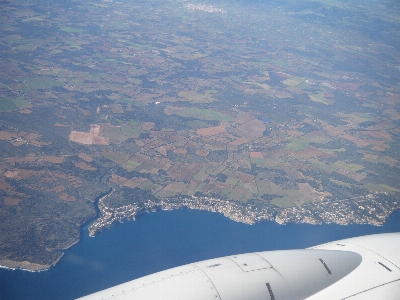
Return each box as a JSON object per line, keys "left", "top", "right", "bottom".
{"left": 197, "top": 125, "right": 226, "bottom": 136}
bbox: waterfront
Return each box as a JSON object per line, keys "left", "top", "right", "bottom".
{"left": 89, "top": 193, "right": 398, "bottom": 236}
{"left": 1, "top": 208, "right": 400, "bottom": 300}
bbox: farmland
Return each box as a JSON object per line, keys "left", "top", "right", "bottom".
{"left": 0, "top": 0, "right": 400, "bottom": 270}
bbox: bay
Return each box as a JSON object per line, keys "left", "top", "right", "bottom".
{"left": 1, "top": 208, "right": 400, "bottom": 300}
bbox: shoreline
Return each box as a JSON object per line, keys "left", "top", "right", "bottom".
{"left": 88, "top": 192, "right": 399, "bottom": 236}
{"left": 0, "top": 170, "right": 114, "bottom": 272}
{"left": 0, "top": 252, "right": 65, "bottom": 273}
{"left": 3, "top": 192, "right": 399, "bottom": 272}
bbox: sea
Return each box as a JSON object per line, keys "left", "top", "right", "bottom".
{"left": 1, "top": 208, "right": 400, "bottom": 300}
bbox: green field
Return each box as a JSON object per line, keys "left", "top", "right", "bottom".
{"left": 21, "top": 78, "right": 62, "bottom": 92}
{"left": 227, "top": 190, "right": 245, "bottom": 201}
{"left": 270, "top": 196, "right": 295, "bottom": 208}
{"left": 332, "top": 161, "right": 364, "bottom": 172}
{"left": 219, "top": 188, "right": 232, "bottom": 198}
{"left": 308, "top": 92, "right": 334, "bottom": 105}
{"left": 102, "top": 126, "right": 121, "bottom": 138}
{"left": 59, "top": 26, "right": 84, "bottom": 33}
{"left": 121, "top": 123, "right": 141, "bottom": 138}
{"left": 187, "top": 120, "right": 210, "bottom": 129}
{"left": 14, "top": 43, "right": 37, "bottom": 51}
{"left": 0, "top": 97, "right": 29, "bottom": 112}
{"left": 379, "top": 184, "right": 400, "bottom": 192}
{"left": 250, "top": 157, "right": 266, "bottom": 166}
{"left": 194, "top": 166, "right": 212, "bottom": 182}
{"left": 174, "top": 107, "right": 234, "bottom": 122}
{"left": 121, "top": 160, "right": 140, "bottom": 172}
{"left": 256, "top": 180, "right": 286, "bottom": 196}
{"left": 287, "top": 140, "right": 309, "bottom": 151}
{"left": 226, "top": 177, "right": 239, "bottom": 186}
{"left": 309, "top": 160, "right": 334, "bottom": 174}
{"left": 101, "top": 151, "right": 130, "bottom": 164}
{"left": 287, "top": 132, "right": 330, "bottom": 151}
{"left": 283, "top": 77, "right": 305, "bottom": 86}
{"left": 138, "top": 181, "right": 160, "bottom": 191}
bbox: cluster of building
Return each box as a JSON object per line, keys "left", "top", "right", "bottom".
{"left": 88, "top": 196, "right": 275, "bottom": 236}
{"left": 276, "top": 193, "right": 398, "bottom": 226}
{"left": 88, "top": 192, "right": 398, "bottom": 236}
{"left": 184, "top": 3, "right": 225, "bottom": 13}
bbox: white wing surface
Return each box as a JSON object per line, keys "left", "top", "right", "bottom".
{"left": 77, "top": 232, "right": 400, "bottom": 300}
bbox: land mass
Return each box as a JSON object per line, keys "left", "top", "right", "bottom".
{"left": 89, "top": 192, "right": 398, "bottom": 237}
{"left": 1, "top": 0, "right": 400, "bottom": 271}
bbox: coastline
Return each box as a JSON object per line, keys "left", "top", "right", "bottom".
{"left": 0, "top": 179, "right": 112, "bottom": 272}
{"left": 88, "top": 192, "right": 399, "bottom": 236}
{"left": 3, "top": 205, "right": 400, "bottom": 300}
{"left": 4, "top": 191, "right": 398, "bottom": 272}
{"left": 0, "top": 252, "right": 63, "bottom": 272}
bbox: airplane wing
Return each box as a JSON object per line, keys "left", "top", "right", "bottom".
{"left": 77, "top": 232, "right": 400, "bottom": 299}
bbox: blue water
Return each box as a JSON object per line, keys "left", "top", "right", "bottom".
{"left": 1, "top": 208, "right": 400, "bottom": 300}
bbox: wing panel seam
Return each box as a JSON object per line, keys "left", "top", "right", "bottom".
{"left": 193, "top": 264, "right": 223, "bottom": 300}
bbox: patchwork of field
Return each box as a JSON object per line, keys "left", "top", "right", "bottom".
{"left": 1, "top": 0, "right": 400, "bottom": 270}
